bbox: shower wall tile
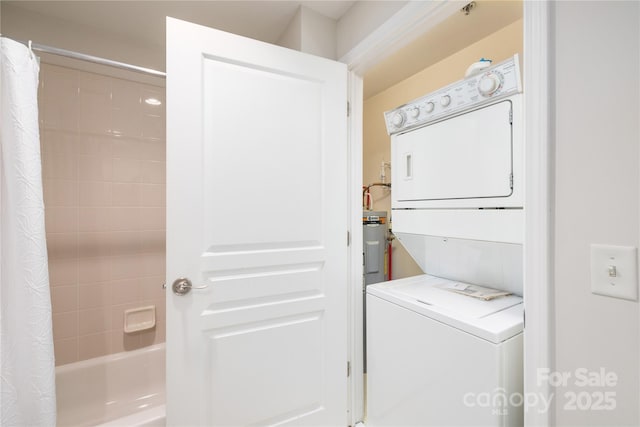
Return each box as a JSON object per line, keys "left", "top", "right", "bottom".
{"left": 54, "top": 338, "right": 79, "bottom": 366}
{"left": 45, "top": 207, "right": 78, "bottom": 233}
{"left": 78, "top": 307, "right": 111, "bottom": 335}
{"left": 78, "top": 207, "right": 112, "bottom": 232}
{"left": 78, "top": 282, "right": 112, "bottom": 309}
{"left": 46, "top": 233, "right": 78, "bottom": 260}
{"left": 112, "top": 183, "right": 141, "bottom": 207}
{"left": 140, "top": 184, "right": 165, "bottom": 207}
{"left": 52, "top": 312, "right": 78, "bottom": 340}
{"left": 51, "top": 285, "right": 78, "bottom": 314}
{"left": 42, "top": 67, "right": 78, "bottom": 131}
{"left": 77, "top": 257, "right": 112, "bottom": 284}
{"left": 48, "top": 258, "right": 78, "bottom": 287}
{"left": 40, "top": 64, "right": 166, "bottom": 366}
{"left": 79, "top": 181, "right": 113, "bottom": 206}
{"left": 78, "top": 332, "right": 111, "bottom": 360}
{"left": 78, "top": 154, "right": 113, "bottom": 181}
{"left": 44, "top": 179, "right": 78, "bottom": 206}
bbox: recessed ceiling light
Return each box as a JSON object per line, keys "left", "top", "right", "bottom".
{"left": 144, "top": 97, "right": 162, "bottom": 106}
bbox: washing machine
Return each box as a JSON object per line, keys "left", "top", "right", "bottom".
{"left": 366, "top": 55, "right": 525, "bottom": 426}
{"left": 366, "top": 275, "right": 523, "bottom": 426}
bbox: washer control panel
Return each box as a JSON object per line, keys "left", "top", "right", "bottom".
{"left": 384, "top": 54, "right": 522, "bottom": 135}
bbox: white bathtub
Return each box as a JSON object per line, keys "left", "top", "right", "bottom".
{"left": 56, "top": 344, "right": 166, "bottom": 427}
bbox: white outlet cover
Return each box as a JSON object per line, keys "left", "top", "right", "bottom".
{"left": 590, "top": 244, "right": 638, "bottom": 301}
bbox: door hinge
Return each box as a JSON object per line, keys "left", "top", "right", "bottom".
{"left": 347, "top": 231, "right": 351, "bottom": 246}
{"left": 523, "top": 310, "right": 526, "bottom": 329}
{"left": 347, "top": 101, "right": 350, "bottom": 117}
{"left": 509, "top": 173, "right": 514, "bottom": 189}
{"left": 347, "top": 361, "right": 351, "bottom": 377}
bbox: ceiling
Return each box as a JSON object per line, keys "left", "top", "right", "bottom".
{"left": 4, "top": 1, "right": 357, "bottom": 48}
{"left": 363, "top": 0, "right": 522, "bottom": 98}
{"left": 3, "top": 1, "right": 522, "bottom": 98}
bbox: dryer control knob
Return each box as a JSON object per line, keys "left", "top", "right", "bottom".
{"left": 440, "top": 95, "right": 451, "bottom": 107}
{"left": 408, "top": 107, "right": 420, "bottom": 118}
{"left": 425, "top": 101, "right": 435, "bottom": 113}
{"left": 479, "top": 72, "right": 502, "bottom": 96}
{"left": 391, "top": 111, "right": 406, "bottom": 128}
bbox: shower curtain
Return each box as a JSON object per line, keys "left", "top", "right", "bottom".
{"left": 0, "top": 37, "right": 56, "bottom": 426}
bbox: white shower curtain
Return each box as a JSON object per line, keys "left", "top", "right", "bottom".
{"left": 0, "top": 37, "right": 56, "bottom": 426}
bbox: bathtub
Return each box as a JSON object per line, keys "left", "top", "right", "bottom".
{"left": 56, "top": 343, "right": 165, "bottom": 427}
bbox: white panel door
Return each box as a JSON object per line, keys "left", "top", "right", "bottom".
{"left": 166, "top": 17, "right": 348, "bottom": 426}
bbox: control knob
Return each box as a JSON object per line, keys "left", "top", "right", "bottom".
{"left": 440, "top": 95, "right": 451, "bottom": 107}
{"left": 425, "top": 101, "right": 435, "bottom": 113}
{"left": 478, "top": 72, "right": 502, "bottom": 96}
{"left": 408, "top": 107, "right": 420, "bottom": 119}
{"left": 391, "top": 110, "right": 406, "bottom": 128}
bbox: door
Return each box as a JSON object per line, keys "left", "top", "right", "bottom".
{"left": 166, "top": 17, "right": 349, "bottom": 426}
{"left": 392, "top": 100, "right": 513, "bottom": 203}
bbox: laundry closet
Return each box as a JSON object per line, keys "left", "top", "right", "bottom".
{"left": 360, "top": 9, "right": 524, "bottom": 426}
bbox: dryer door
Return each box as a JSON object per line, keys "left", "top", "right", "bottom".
{"left": 392, "top": 100, "right": 513, "bottom": 205}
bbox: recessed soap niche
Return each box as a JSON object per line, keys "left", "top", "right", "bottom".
{"left": 124, "top": 306, "right": 156, "bottom": 333}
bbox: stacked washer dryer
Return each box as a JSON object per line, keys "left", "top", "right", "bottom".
{"left": 366, "top": 55, "right": 524, "bottom": 426}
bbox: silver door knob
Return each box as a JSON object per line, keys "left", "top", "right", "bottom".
{"left": 172, "top": 278, "right": 207, "bottom": 296}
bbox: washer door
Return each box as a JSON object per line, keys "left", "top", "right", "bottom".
{"left": 392, "top": 100, "right": 513, "bottom": 203}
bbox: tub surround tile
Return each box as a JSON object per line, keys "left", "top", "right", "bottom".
{"left": 48, "top": 258, "right": 78, "bottom": 287}
{"left": 78, "top": 135, "right": 113, "bottom": 157}
{"left": 42, "top": 64, "right": 166, "bottom": 364}
{"left": 78, "top": 282, "right": 112, "bottom": 309}
{"left": 139, "top": 184, "right": 165, "bottom": 207}
{"left": 79, "top": 181, "right": 113, "bottom": 206}
{"left": 110, "top": 279, "right": 140, "bottom": 305}
{"left": 51, "top": 285, "right": 79, "bottom": 314}
{"left": 46, "top": 233, "right": 78, "bottom": 260}
{"left": 53, "top": 312, "right": 78, "bottom": 340}
{"left": 77, "top": 232, "right": 112, "bottom": 258}
{"left": 111, "top": 329, "right": 141, "bottom": 353}
{"left": 78, "top": 332, "right": 111, "bottom": 360}
{"left": 44, "top": 179, "right": 79, "bottom": 207}
{"left": 112, "top": 183, "right": 141, "bottom": 207}
{"left": 110, "top": 207, "right": 142, "bottom": 232}
{"left": 140, "top": 160, "right": 165, "bottom": 184}
{"left": 45, "top": 207, "right": 79, "bottom": 233}
{"left": 77, "top": 257, "right": 113, "bottom": 284}
{"left": 78, "top": 307, "right": 112, "bottom": 335}
{"left": 78, "top": 154, "right": 114, "bottom": 181}
{"left": 138, "top": 230, "right": 166, "bottom": 254}
{"left": 54, "top": 337, "right": 79, "bottom": 366}
{"left": 78, "top": 207, "right": 112, "bottom": 232}
{"left": 138, "top": 276, "right": 165, "bottom": 301}
{"left": 112, "top": 157, "right": 142, "bottom": 183}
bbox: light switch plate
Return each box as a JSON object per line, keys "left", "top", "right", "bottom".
{"left": 590, "top": 244, "right": 638, "bottom": 301}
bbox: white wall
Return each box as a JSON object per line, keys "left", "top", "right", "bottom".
{"left": 336, "top": 0, "right": 406, "bottom": 59}
{"left": 552, "top": 1, "right": 639, "bottom": 425}
{"left": 277, "top": 6, "right": 336, "bottom": 60}
{"left": 1, "top": 3, "right": 162, "bottom": 71}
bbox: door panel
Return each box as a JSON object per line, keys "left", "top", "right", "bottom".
{"left": 166, "top": 17, "right": 348, "bottom": 426}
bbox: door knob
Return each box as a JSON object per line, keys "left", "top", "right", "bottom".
{"left": 172, "top": 278, "right": 207, "bottom": 296}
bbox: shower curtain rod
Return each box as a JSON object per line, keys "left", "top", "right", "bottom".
{"left": 12, "top": 38, "right": 166, "bottom": 78}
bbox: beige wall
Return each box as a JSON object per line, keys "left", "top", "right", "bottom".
{"left": 553, "top": 2, "right": 639, "bottom": 425}
{"left": 363, "top": 19, "right": 523, "bottom": 280}
{"left": 40, "top": 63, "right": 166, "bottom": 365}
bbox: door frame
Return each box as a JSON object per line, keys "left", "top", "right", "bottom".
{"left": 343, "top": 2, "right": 553, "bottom": 426}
